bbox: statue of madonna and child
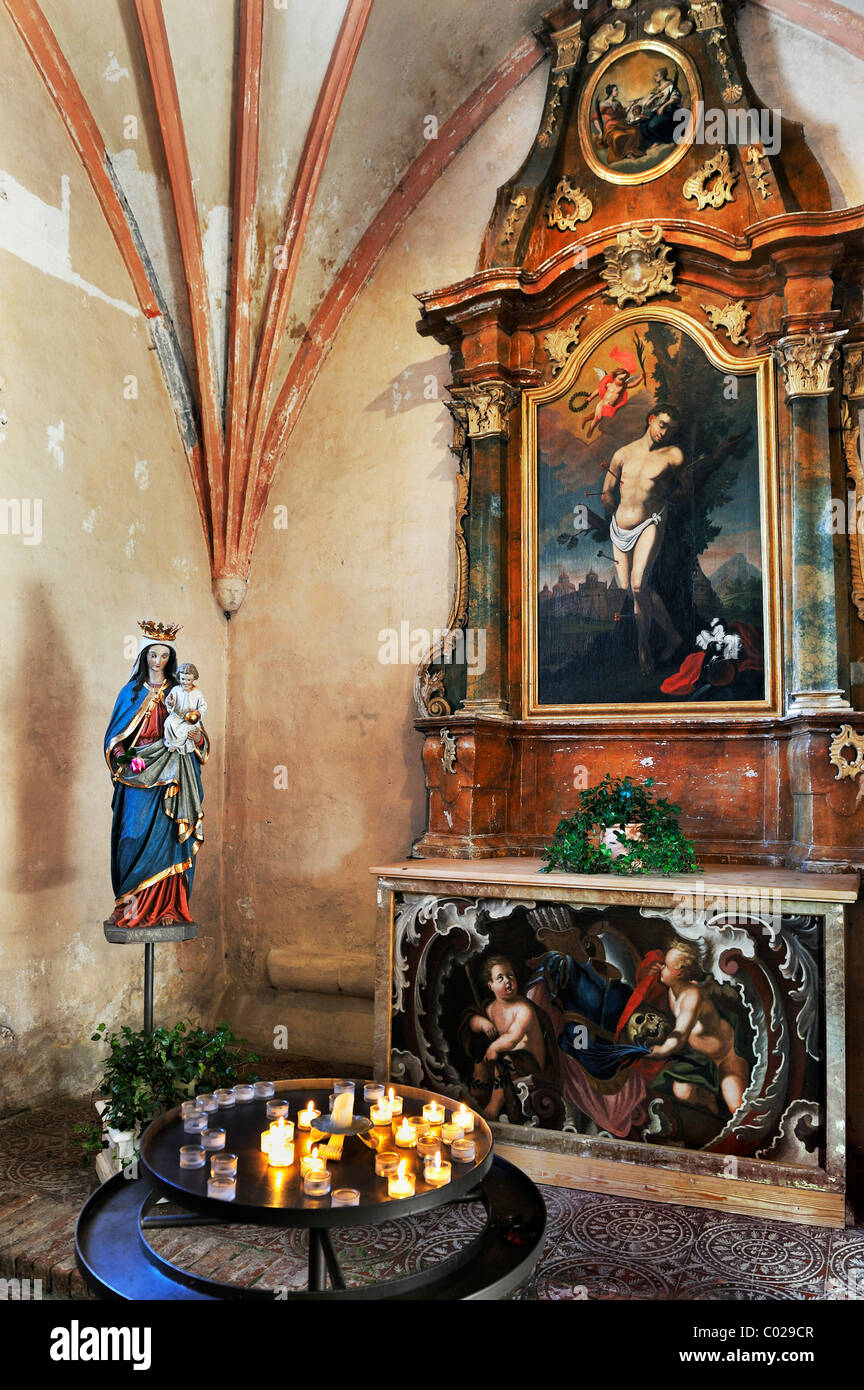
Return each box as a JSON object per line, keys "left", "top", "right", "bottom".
{"left": 104, "top": 619, "right": 209, "bottom": 928}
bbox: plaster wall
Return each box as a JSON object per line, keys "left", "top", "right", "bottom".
{"left": 0, "top": 7, "right": 227, "bottom": 1114}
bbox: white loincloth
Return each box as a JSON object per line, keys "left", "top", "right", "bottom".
{"left": 610, "top": 509, "right": 664, "bottom": 553}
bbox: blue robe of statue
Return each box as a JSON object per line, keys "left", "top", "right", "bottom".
{"left": 105, "top": 677, "right": 209, "bottom": 909}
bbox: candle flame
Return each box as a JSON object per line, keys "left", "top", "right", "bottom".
{"left": 433, "top": 1152, "right": 441, "bottom": 1170}
{"left": 388, "top": 1087, "right": 395, "bottom": 1103}
{"left": 311, "top": 1145, "right": 318, "bottom": 1159}
{"left": 398, "top": 1159, "right": 406, "bottom": 1180}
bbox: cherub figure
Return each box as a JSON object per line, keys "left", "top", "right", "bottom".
{"left": 467, "top": 956, "right": 551, "bottom": 1120}
{"left": 163, "top": 663, "right": 207, "bottom": 754}
{"left": 647, "top": 941, "right": 750, "bottom": 1116}
{"left": 571, "top": 343, "right": 645, "bottom": 439}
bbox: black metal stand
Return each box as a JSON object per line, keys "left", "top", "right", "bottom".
{"left": 103, "top": 921, "right": 198, "bottom": 1034}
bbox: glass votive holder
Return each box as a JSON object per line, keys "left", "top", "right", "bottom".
{"left": 370, "top": 1100, "right": 393, "bottom": 1127}
{"left": 297, "top": 1103, "right": 320, "bottom": 1130}
{"left": 253, "top": 1080, "right": 275, "bottom": 1099}
{"left": 388, "top": 1168, "right": 415, "bottom": 1199}
{"left": 181, "top": 1099, "right": 204, "bottom": 1116}
{"left": 331, "top": 1188, "right": 360, "bottom": 1207}
{"left": 210, "top": 1152, "right": 238, "bottom": 1178}
{"left": 452, "top": 1106, "right": 475, "bottom": 1133}
{"left": 332, "top": 1079, "right": 355, "bottom": 1095}
{"left": 267, "top": 1138, "right": 294, "bottom": 1168}
{"left": 303, "top": 1170, "right": 331, "bottom": 1197}
{"left": 179, "top": 1145, "right": 206, "bottom": 1168}
{"left": 423, "top": 1101, "right": 446, "bottom": 1127}
{"left": 183, "top": 1111, "right": 208, "bottom": 1133}
{"left": 266, "top": 1098, "right": 290, "bottom": 1121}
{"left": 233, "top": 1083, "right": 255, "bottom": 1102}
{"left": 386, "top": 1092, "right": 404, "bottom": 1117}
{"left": 417, "top": 1134, "right": 440, "bottom": 1159}
{"left": 207, "top": 1176, "right": 236, "bottom": 1201}
{"left": 424, "top": 1157, "right": 452, "bottom": 1187}
{"left": 201, "top": 1128, "right": 227, "bottom": 1151}
{"left": 450, "top": 1138, "right": 476, "bottom": 1163}
{"left": 363, "top": 1082, "right": 385, "bottom": 1104}
{"left": 375, "top": 1150, "right": 401, "bottom": 1177}
{"left": 300, "top": 1151, "right": 325, "bottom": 1178}
{"left": 441, "top": 1123, "right": 465, "bottom": 1145}
{"left": 394, "top": 1121, "right": 418, "bottom": 1148}
{"left": 197, "top": 1093, "right": 219, "bottom": 1113}
{"left": 215, "top": 1088, "right": 236, "bottom": 1108}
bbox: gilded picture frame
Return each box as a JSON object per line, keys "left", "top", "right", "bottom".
{"left": 579, "top": 39, "right": 701, "bottom": 186}
{"left": 521, "top": 306, "right": 782, "bottom": 719}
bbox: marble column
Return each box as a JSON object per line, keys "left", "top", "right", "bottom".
{"left": 773, "top": 329, "right": 851, "bottom": 714}
{"left": 448, "top": 381, "right": 519, "bottom": 715}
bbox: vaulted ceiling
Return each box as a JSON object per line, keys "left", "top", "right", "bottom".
{"left": 5, "top": 0, "right": 863, "bottom": 609}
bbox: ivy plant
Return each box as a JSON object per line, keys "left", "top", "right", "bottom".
{"left": 542, "top": 775, "right": 700, "bottom": 876}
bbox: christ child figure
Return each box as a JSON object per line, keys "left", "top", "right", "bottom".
{"left": 163, "top": 663, "right": 207, "bottom": 754}
{"left": 647, "top": 941, "right": 750, "bottom": 1116}
{"left": 468, "top": 956, "right": 548, "bottom": 1121}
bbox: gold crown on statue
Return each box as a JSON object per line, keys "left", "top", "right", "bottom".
{"left": 138, "top": 619, "right": 183, "bottom": 642}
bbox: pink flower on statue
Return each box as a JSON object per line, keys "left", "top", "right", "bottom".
{"left": 130, "top": 757, "right": 146, "bottom": 773}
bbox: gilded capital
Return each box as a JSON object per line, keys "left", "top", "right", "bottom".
{"left": 550, "top": 20, "right": 583, "bottom": 72}
{"left": 691, "top": 1, "right": 725, "bottom": 29}
{"left": 773, "top": 330, "right": 847, "bottom": 401}
{"left": 448, "top": 382, "right": 520, "bottom": 440}
{"left": 843, "top": 344, "right": 864, "bottom": 402}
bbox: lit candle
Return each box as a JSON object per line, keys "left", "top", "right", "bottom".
{"left": 363, "top": 1082, "right": 385, "bottom": 1104}
{"left": 253, "top": 1080, "right": 275, "bottom": 1099}
{"left": 450, "top": 1138, "right": 476, "bottom": 1163}
{"left": 375, "top": 1150, "right": 401, "bottom": 1177}
{"left": 264, "top": 1116, "right": 294, "bottom": 1157}
{"left": 210, "top": 1153, "right": 238, "bottom": 1178}
{"left": 207, "top": 1176, "right": 236, "bottom": 1201}
{"left": 267, "top": 1121, "right": 295, "bottom": 1168}
{"left": 331, "top": 1188, "right": 360, "bottom": 1207}
{"left": 441, "top": 1123, "right": 465, "bottom": 1145}
{"left": 179, "top": 1145, "right": 206, "bottom": 1168}
{"left": 266, "top": 1099, "right": 290, "bottom": 1121}
{"left": 387, "top": 1159, "right": 415, "bottom": 1199}
{"left": 452, "top": 1105, "right": 475, "bottom": 1133}
{"left": 331, "top": 1091, "right": 355, "bottom": 1130}
{"left": 303, "top": 1169, "right": 331, "bottom": 1197}
{"left": 424, "top": 1152, "right": 451, "bottom": 1187}
{"left": 387, "top": 1088, "right": 403, "bottom": 1117}
{"left": 300, "top": 1146, "right": 325, "bottom": 1178}
{"left": 394, "top": 1119, "right": 418, "bottom": 1148}
{"left": 298, "top": 1100, "right": 320, "bottom": 1130}
{"left": 423, "top": 1101, "right": 445, "bottom": 1128}
{"left": 370, "top": 1098, "right": 393, "bottom": 1127}
{"left": 201, "top": 1127, "right": 226, "bottom": 1151}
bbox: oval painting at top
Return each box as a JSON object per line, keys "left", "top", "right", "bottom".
{"left": 579, "top": 40, "right": 700, "bottom": 185}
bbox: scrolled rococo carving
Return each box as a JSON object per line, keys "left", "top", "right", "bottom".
{"left": 545, "top": 176, "right": 593, "bottom": 230}
{"left": 828, "top": 725, "right": 864, "bottom": 807}
{"left": 773, "top": 330, "right": 847, "bottom": 400}
{"left": 601, "top": 225, "right": 675, "bottom": 306}
{"left": 841, "top": 400, "right": 864, "bottom": 625}
{"left": 544, "top": 316, "right": 585, "bottom": 376}
{"left": 683, "top": 147, "right": 738, "bottom": 210}
{"left": 587, "top": 20, "right": 627, "bottom": 64}
{"left": 843, "top": 344, "right": 864, "bottom": 401}
{"left": 701, "top": 300, "right": 750, "bottom": 347}
{"left": 691, "top": 1, "right": 725, "bottom": 29}
{"left": 501, "top": 193, "right": 527, "bottom": 245}
{"left": 644, "top": 5, "right": 694, "bottom": 38}
{"left": 551, "top": 20, "right": 583, "bottom": 71}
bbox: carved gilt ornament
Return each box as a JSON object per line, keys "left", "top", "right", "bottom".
{"left": 545, "top": 176, "right": 593, "bottom": 230}
{"left": 544, "top": 316, "right": 585, "bottom": 376}
{"left": 683, "top": 147, "right": 738, "bottom": 209}
{"left": 440, "top": 728, "right": 458, "bottom": 775}
{"left": 645, "top": 6, "right": 694, "bottom": 38}
{"left": 601, "top": 226, "right": 675, "bottom": 307}
{"left": 691, "top": 1, "right": 725, "bottom": 29}
{"left": 448, "top": 381, "right": 519, "bottom": 440}
{"left": 587, "top": 20, "right": 627, "bottom": 64}
{"left": 844, "top": 344, "right": 864, "bottom": 401}
{"left": 551, "top": 20, "right": 583, "bottom": 71}
{"left": 701, "top": 300, "right": 750, "bottom": 347}
{"left": 746, "top": 144, "right": 772, "bottom": 200}
{"left": 828, "top": 726, "right": 864, "bottom": 807}
{"left": 773, "top": 331, "right": 847, "bottom": 400}
{"left": 841, "top": 400, "right": 864, "bottom": 626}
{"left": 501, "top": 193, "right": 527, "bottom": 244}
{"left": 537, "top": 71, "right": 570, "bottom": 147}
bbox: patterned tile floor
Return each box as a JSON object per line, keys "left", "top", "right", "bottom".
{"left": 2, "top": 1071, "right": 863, "bottom": 1302}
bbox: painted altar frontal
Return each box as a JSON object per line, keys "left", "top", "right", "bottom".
{"left": 373, "top": 861, "right": 856, "bottom": 1225}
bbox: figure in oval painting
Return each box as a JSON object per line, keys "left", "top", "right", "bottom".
{"left": 104, "top": 620, "right": 209, "bottom": 927}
